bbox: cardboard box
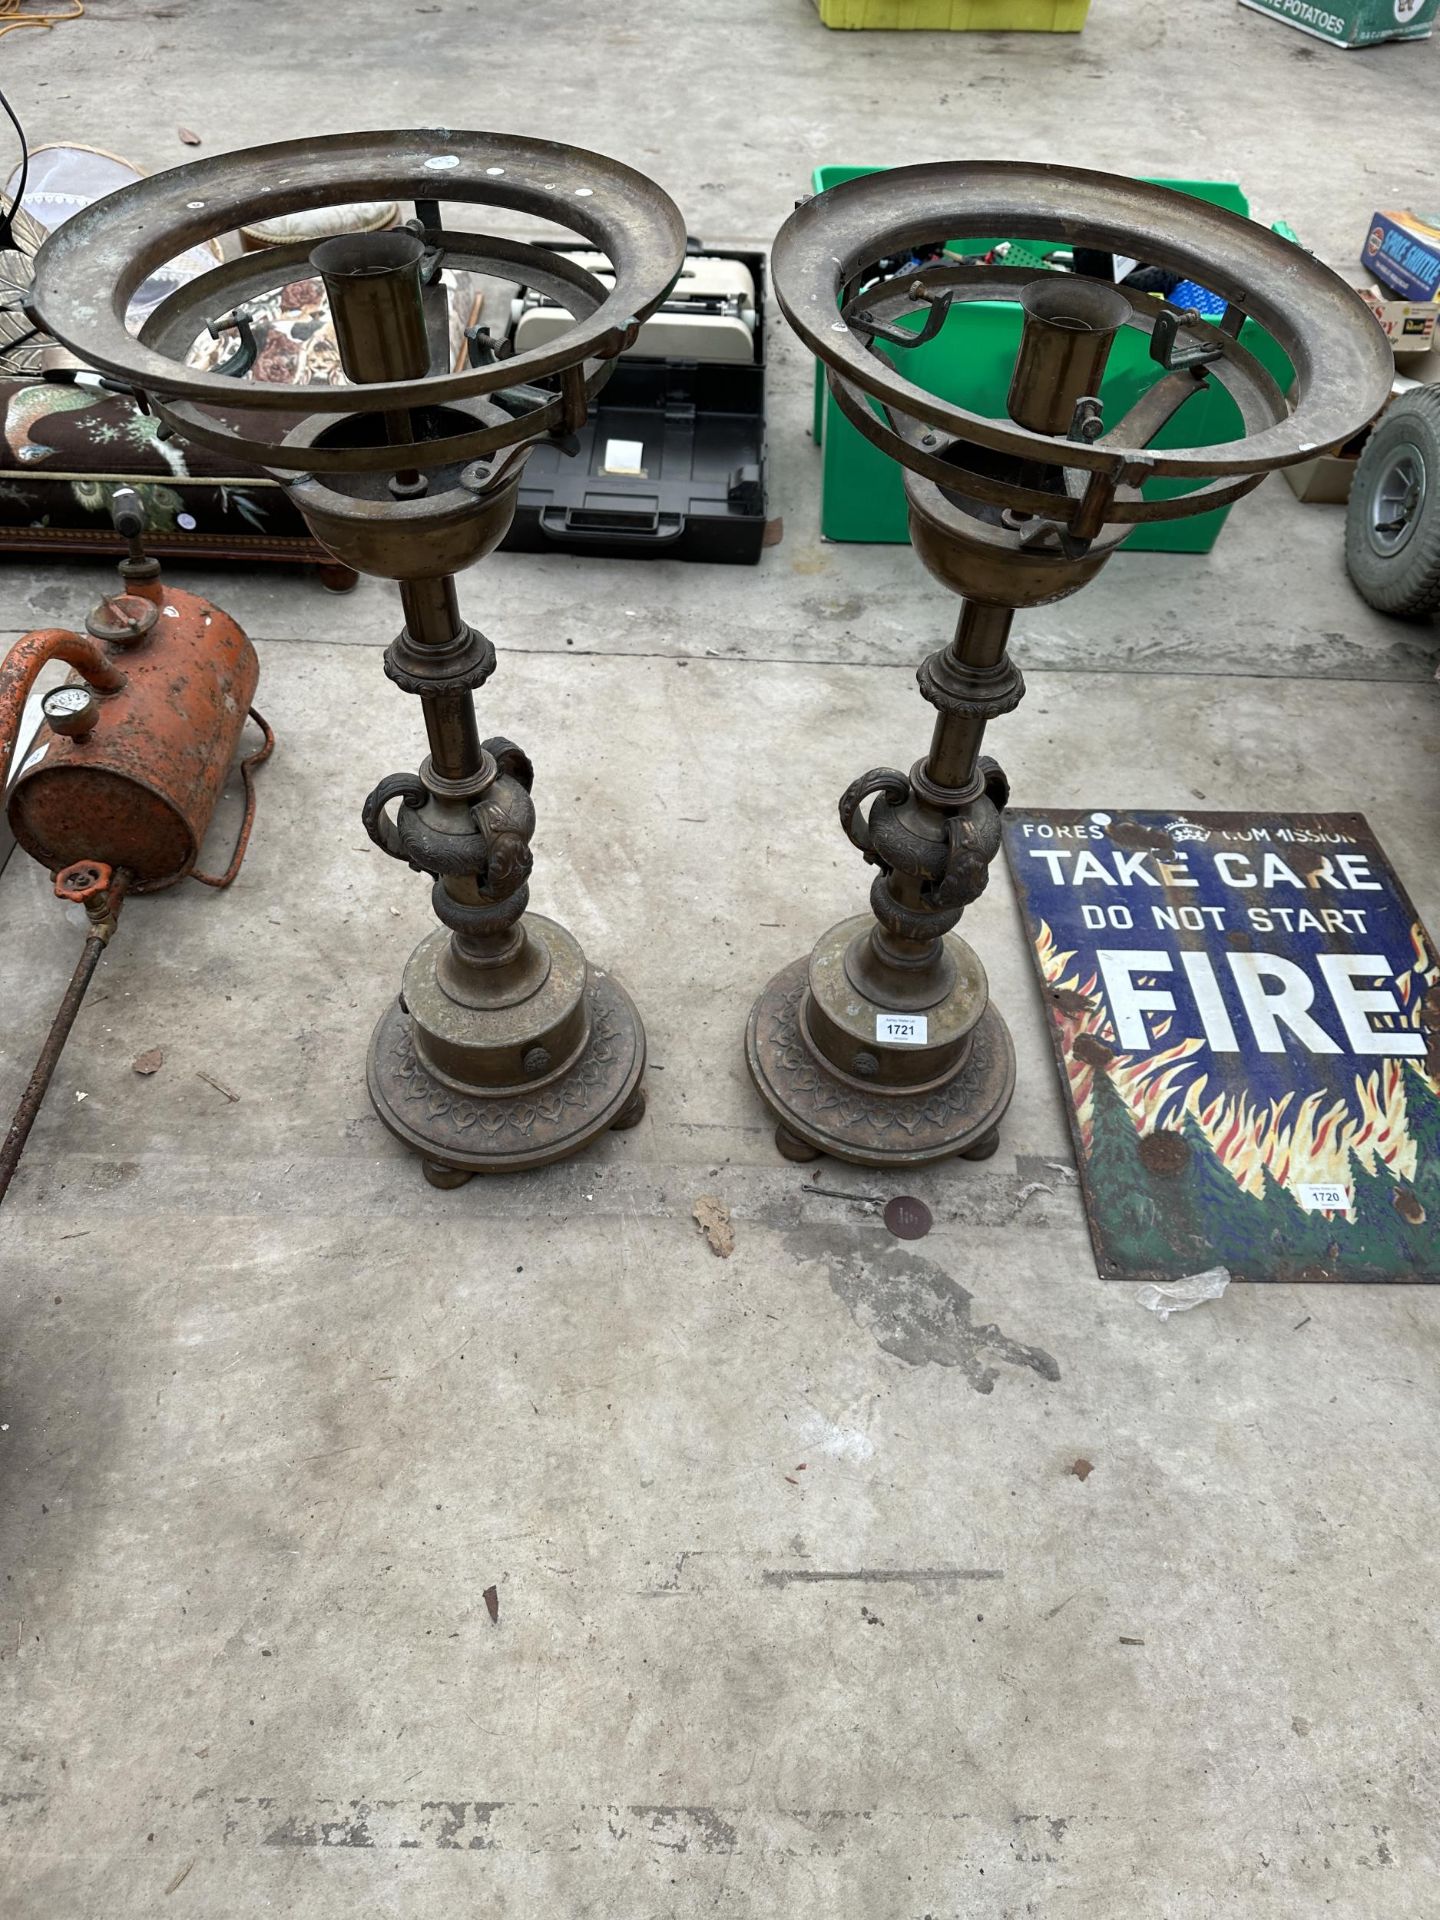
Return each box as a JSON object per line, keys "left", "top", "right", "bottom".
{"left": 1278, "top": 356, "right": 1440, "bottom": 503}
{"left": 1394, "top": 349, "right": 1440, "bottom": 392}
{"left": 1283, "top": 453, "right": 1358, "bottom": 503}
{"left": 1338, "top": 263, "right": 1440, "bottom": 351}
{"left": 1362, "top": 209, "right": 1440, "bottom": 303}
{"left": 1239, "top": 0, "right": 1439, "bottom": 45}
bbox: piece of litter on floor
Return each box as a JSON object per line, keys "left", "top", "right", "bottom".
{"left": 164, "top": 1858, "right": 196, "bottom": 1896}
{"left": 1013, "top": 1181, "right": 1053, "bottom": 1215}
{"left": 132, "top": 1048, "right": 164, "bottom": 1076}
{"left": 1067, "top": 1458, "right": 1093, "bottom": 1482}
{"left": 483, "top": 1585, "right": 499, "bottom": 1624}
{"left": 196, "top": 1070, "right": 241, "bottom": 1104}
{"left": 802, "top": 1179, "right": 885, "bottom": 1206}
{"left": 1044, "top": 1161, "right": 1079, "bottom": 1184}
{"left": 692, "top": 1194, "right": 735, "bottom": 1258}
{"left": 75, "top": 1090, "right": 87, "bottom": 1102}
{"left": 177, "top": 126, "right": 201, "bottom": 146}
{"left": 1136, "top": 1266, "right": 1230, "bottom": 1319}
{"left": 1119, "top": 1635, "right": 1145, "bottom": 1647}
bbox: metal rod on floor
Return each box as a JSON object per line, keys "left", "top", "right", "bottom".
{"left": 0, "top": 875, "right": 126, "bottom": 1210}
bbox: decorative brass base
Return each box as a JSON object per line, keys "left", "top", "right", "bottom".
{"left": 368, "top": 922, "right": 645, "bottom": 1180}
{"left": 746, "top": 946, "right": 1014, "bottom": 1170}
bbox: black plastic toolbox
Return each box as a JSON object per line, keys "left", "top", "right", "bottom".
{"left": 499, "top": 245, "right": 768, "bottom": 566}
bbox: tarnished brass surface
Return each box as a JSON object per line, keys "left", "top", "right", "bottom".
{"left": 403, "top": 919, "right": 586, "bottom": 1092}
{"left": 27, "top": 131, "right": 682, "bottom": 1184}
{"left": 750, "top": 161, "right": 1392, "bottom": 1170}
{"left": 30, "top": 130, "right": 688, "bottom": 464}
{"left": 807, "top": 914, "right": 987, "bottom": 1089}
{"left": 369, "top": 964, "right": 645, "bottom": 1176}
{"left": 775, "top": 161, "right": 1392, "bottom": 490}
{"left": 746, "top": 957, "right": 1014, "bottom": 1169}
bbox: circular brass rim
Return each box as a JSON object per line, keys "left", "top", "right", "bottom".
{"left": 775, "top": 161, "right": 1392, "bottom": 483}
{"left": 30, "top": 127, "right": 687, "bottom": 416}
{"left": 132, "top": 229, "right": 624, "bottom": 473}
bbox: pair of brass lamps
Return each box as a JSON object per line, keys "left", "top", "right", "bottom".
{"left": 29, "top": 133, "right": 1391, "bottom": 1185}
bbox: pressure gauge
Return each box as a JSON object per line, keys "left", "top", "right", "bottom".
{"left": 42, "top": 685, "right": 100, "bottom": 738}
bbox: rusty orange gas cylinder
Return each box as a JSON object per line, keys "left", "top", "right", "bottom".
{"left": 3, "top": 581, "right": 260, "bottom": 891}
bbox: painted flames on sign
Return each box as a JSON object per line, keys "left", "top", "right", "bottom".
{"left": 1035, "top": 919, "right": 1440, "bottom": 1211}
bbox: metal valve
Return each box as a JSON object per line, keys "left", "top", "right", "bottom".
{"left": 85, "top": 592, "right": 159, "bottom": 648}
{"left": 111, "top": 484, "right": 161, "bottom": 584}
{"left": 53, "top": 859, "right": 115, "bottom": 906}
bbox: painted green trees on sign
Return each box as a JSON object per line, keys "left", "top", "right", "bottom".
{"left": 1087, "top": 1066, "right": 1176, "bottom": 1272}
{"left": 1087, "top": 1060, "right": 1440, "bottom": 1282}
{"left": 1406, "top": 1061, "right": 1440, "bottom": 1207}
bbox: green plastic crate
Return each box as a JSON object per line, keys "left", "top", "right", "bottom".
{"left": 810, "top": 167, "right": 1297, "bottom": 553}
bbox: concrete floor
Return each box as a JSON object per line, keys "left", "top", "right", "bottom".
{"left": 3, "top": 3, "right": 1440, "bottom": 1914}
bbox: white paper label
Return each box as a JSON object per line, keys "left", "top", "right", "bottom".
{"left": 602, "top": 437, "right": 646, "bottom": 476}
{"left": 876, "top": 1013, "right": 928, "bottom": 1046}
{"left": 1295, "top": 1182, "right": 1351, "bottom": 1213}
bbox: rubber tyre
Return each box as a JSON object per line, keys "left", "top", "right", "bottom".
{"left": 1345, "top": 388, "right": 1440, "bottom": 619}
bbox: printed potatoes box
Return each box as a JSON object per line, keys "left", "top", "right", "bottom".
{"left": 1239, "top": 0, "right": 1439, "bottom": 45}
{"left": 1363, "top": 210, "right": 1440, "bottom": 304}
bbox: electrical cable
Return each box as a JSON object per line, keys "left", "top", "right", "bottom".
{"left": 0, "top": 77, "right": 26, "bottom": 252}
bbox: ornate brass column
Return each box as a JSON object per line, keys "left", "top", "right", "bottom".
{"left": 748, "top": 162, "right": 1392, "bottom": 1170}
{"left": 30, "top": 130, "right": 685, "bottom": 1183}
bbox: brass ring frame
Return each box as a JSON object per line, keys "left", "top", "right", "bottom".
{"left": 778, "top": 161, "right": 1392, "bottom": 501}
{"left": 138, "top": 231, "right": 616, "bottom": 474}
{"left": 832, "top": 267, "right": 1289, "bottom": 528}
{"left": 29, "top": 128, "right": 689, "bottom": 471}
